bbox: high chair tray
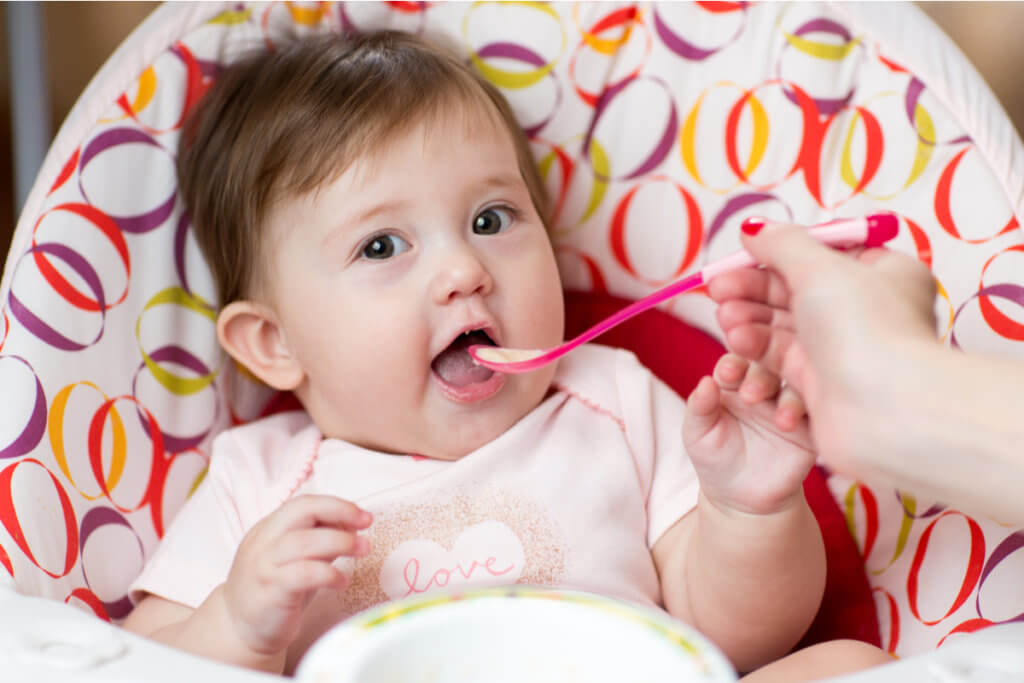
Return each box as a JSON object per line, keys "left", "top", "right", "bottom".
{"left": 3, "top": 580, "right": 1022, "bottom": 682}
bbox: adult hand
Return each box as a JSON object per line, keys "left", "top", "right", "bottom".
{"left": 706, "top": 221, "right": 938, "bottom": 478}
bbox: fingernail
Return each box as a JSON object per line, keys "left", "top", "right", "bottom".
{"left": 355, "top": 536, "right": 370, "bottom": 555}
{"left": 741, "top": 217, "right": 765, "bottom": 235}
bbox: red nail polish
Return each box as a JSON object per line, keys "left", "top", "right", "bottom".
{"left": 741, "top": 217, "right": 765, "bottom": 235}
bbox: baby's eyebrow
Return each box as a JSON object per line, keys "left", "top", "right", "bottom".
{"left": 349, "top": 199, "right": 410, "bottom": 225}
{"left": 477, "top": 173, "right": 527, "bottom": 193}
{"left": 322, "top": 199, "right": 411, "bottom": 248}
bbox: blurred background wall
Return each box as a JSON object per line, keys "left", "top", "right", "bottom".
{"left": 1, "top": 2, "right": 1023, "bottom": 270}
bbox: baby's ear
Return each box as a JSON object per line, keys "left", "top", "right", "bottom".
{"left": 217, "top": 300, "right": 304, "bottom": 390}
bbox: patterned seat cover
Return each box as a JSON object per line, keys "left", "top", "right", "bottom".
{"left": 1, "top": 1, "right": 1022, "bottom": 659}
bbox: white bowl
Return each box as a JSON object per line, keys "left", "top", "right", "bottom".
{"left": 296, "top": 586, "right": 737, "bottom": 682}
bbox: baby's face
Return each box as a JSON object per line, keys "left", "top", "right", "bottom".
{"left": 261, "top": 108, "right": 564, "bottom": 460}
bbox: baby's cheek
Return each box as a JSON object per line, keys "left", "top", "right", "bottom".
{"left": 515, "top": 283, "right": 564, "bottom": 345}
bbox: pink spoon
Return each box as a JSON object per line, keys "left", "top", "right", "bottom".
{"left": 470, "top": 213, "right": 899, "bottom": 374}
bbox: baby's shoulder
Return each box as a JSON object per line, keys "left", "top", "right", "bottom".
{"left": 208, "top": 410, "right": 320, "bottom": 488}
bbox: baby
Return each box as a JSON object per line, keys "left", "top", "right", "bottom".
{"left": 123, "top": 31, "right": 891, "bottom": 679}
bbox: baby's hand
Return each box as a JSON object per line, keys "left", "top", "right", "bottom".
{"left": 222, "top": 495, "right": 372, "bottom": 657}
{"left": 682, "top": 354, "right": 815, "bottom": 515}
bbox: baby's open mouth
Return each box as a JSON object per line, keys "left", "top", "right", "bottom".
{"left": 432, "top": 330, "right": 497, "bottom": 387}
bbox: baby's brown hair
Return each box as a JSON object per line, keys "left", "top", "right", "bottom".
{"left": 178, "top": 31, "right": 550, "bottom": 307}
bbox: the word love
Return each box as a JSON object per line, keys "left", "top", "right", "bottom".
{"left": 379, "top": 521, "right": 526, "bottom": 600}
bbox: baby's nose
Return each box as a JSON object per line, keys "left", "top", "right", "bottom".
{"left": 430, "top": 245, "right": 494, "bottom": 303}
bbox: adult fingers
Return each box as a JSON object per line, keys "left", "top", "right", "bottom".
{"left": 720, "top": 321, "right": 771, "bottom": 361}
{"left": 722, "top": 321, "right": 799, "bottom": 374}
{"left": 862, "top": 249, "right": 938, "bottom": 318}
{"left": 716, "top": 299, "right": 795, "bottom": 335}
{"left": 706, "top": 265, "right": 792, "bottom": 309}
{"left": 739, "top": 222, "right": 851, "bottom": 292}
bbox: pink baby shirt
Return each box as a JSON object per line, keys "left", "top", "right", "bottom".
{"left": 130, "top": 344, "right": 700, "bottom": 651}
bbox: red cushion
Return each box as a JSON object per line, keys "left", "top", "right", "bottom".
{"left": 563, "top": 289, "right": 881, "bottom": 649}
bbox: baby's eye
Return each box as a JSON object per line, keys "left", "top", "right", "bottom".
{"left": 472, "top": 206, "right": 515, "bottom": 235}
{"left": 361, "top": 233, "right": 410, "bottom": 260}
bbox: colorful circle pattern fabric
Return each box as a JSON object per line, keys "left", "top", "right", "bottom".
{"left": 0, "top": 1, "right": 1022, "bottom": 658}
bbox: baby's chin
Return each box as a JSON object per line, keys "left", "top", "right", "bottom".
{"left": 423, "top": 386, "right": 555, "bottom": 460}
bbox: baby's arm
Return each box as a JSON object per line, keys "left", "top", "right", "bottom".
{"left": 124, "top": 588, "right": 285, "bottom": 672}
{"left": 123, "top": 494, "right": 372, "bottom": 673}
{"left": 652, "top": 354, "right": 825, "bottom": 673}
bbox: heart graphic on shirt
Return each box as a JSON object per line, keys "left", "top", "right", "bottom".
{"left": 379, "top": 520, "right": 525, "bottom": 600}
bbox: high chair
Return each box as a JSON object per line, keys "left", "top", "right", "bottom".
{"left": 2, "top": 2, "right": 1023, "bottom": 680}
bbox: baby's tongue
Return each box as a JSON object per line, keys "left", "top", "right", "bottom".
{"left": 432, "top": 332, "right": 495, "bottom": 386}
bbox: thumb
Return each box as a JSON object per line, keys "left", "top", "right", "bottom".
{"left": 860, "top": 247, "right": 938, "bottom": 312}
{"left": 740, "top": 220, "right": 848, "bottom": 291}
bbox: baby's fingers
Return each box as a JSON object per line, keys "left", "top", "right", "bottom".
{"left": 737, "top": 363, "right": 782, "bottom": 405}
{"left": 271, "top": 494, "right": 373, "bottom": 535}
{"left": 276, "top": 560, "right": 350, "bottom": 595}
{"left": 274, "top": 527, "right": 369, "bottom": 566}
{"left": 774, "top": 384, "right": 808, "bottom": 433}
{"left": 683, "top": 376, "right": 725, "bottom": 448}
{"left": 687, "top": 375, "right": 721, "bottom": 416}
{"left": 711, "top": 353, "right": 748, "bottom": 390}
{"left": 712, "top": 354, "right": 781, "bottom": 405}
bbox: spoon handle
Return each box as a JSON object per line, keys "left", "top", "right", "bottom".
{"left": 472, "top": 213, "right": 899, "bottom": 373}
{"left": 700, "top": 213, "right": 898, "bottom": 280}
